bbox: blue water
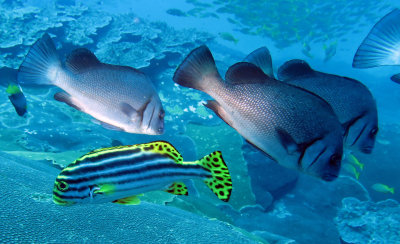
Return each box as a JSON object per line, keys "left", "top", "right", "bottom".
{"left": 0, "top": 0, "right": 399, "bottom": 243}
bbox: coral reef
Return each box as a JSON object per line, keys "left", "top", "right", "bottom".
{"left": 335, "top": 197, "right": 400, "bottom": 243}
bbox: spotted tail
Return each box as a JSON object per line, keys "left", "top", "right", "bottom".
{"left": 196, "top": 151, "right": 232, "bottom": 202}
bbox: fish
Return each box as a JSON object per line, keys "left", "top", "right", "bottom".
{"left": 53, "top": 141, "right": 232, "bottom": 206}
{"left": 352, "top": 9, "right": 400, "bottom": 83}
{"left": 245, "top": 47, "right": 378, "bottom": 154}
{"left": 371, "top": 183, "right": 395, "bottom": 194}
{"left": 277, "top": 59, "right": 378, "bottom": 154}
{"left": 323, "top": 41, "right": 337, "bottom": 62}
{"left": 6, "top": 83, "right": 27, "bottom": 117}
{"left": 342, "top": 163, "right": 360, "bottom": 180}
{"left": 17, "top": 33, "right": 164, "bottom": 135}
{"left": 0, "top": 67, "right": 27, "bottom": 117}
{"left": 219, "top": 32, "right": 239, "bottom": 44}
{"left": 347, "top": 153, "right": 364, "bottom": 170}
{"left": 173, "top": 45, "right": 344, "bottom": 181}
{"left": 166, "top": 8, "right": 187, "bottom": 17}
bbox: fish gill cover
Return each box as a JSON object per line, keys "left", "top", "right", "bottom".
{"left": 0, "top": 0, "right": 399, "bottom": 243}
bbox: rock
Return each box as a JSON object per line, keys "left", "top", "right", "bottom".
{"left": 335, "top": 197, "right": 400, "bottom": 243}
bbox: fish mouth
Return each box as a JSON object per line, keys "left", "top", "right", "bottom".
{"left": 321, "top": 173, "right": 338, "bottom": 182}
{"left": 360, "top": 146, "right": 373, "bottom": 154}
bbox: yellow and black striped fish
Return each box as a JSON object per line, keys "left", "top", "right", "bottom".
{"left": 53, "top": 141, "right": 232, "bottom": 206}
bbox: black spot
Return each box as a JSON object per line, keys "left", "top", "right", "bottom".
{"left": 224, "top": 182, "right": 232, "bottom": 186}
{"left": 211, "top": 163, "right": 219, "bottom": 167}
{"left": 216, "top": 176, "right": 224, "bottom": 181}
{"left": 166, "top": 148, "right": 171, "bottom": 152}
{"left": 212, "top": 152, "right": 217, "bottom": 155}
{"left": 158, "top": 145, "right": 163, "bottom": 150}
{"left": 172, "top": 153, "right": 179, "bottom": 158}
{"left": 219, "top": 191, "right": 225, "bottom": 196}
{"left": 215, "top": 184, "right": 223, "bottom": 189}
{"left": 214, "top": 170, "right": 221, "bottom": 174}
{"left": 213, "top": 157, "right": 219, "bottom": 162}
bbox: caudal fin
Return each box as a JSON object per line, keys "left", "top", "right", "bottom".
{"left": 17, "top": 33, "right": 61, "bottom": 85}
{"left": 173, "top": 45, "right": 222, "bottom": 92}
{"left": 196, "top": 151, "right": 232, "bottom": 202}
{"left": 353, "top": 9, "right": 400, "bottom": 68}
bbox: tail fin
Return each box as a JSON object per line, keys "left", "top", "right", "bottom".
{"left": 17, "top": 33, "right": 61, "bottom": 85}
{"left": 353, "top": 9, "right": 400, "bottom": 68}
{"left": 196, "top": 151, "right": 232, "bottom": 202}
{"left": 173, "top": 45, "right": 222, "bottom": 92}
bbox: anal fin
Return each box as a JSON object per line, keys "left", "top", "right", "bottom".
{"left": 165, "top": 182, "right": 188, "bottom": 196}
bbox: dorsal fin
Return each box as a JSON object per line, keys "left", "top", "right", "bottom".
{"left": 277, "top": 59, "right": 315, "bottom": 81}
{"left": 136, "top": 141, "right": 184, "bottom": 164}
{"left": 225, "top": 62, "right": 271, "bottom": 85}
{"left": 243, "top": 47, "right": 275, "bottom": 78}
{"left": 65, "top": 48, "right": 102, "bottom": 73}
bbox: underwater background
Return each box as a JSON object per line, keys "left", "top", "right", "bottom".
{"left": 0, "top": 0, "right": 399, "bottom": 243}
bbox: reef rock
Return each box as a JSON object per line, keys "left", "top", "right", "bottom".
{"left": 335, "top": 197, "right": 400, "bottom": 243}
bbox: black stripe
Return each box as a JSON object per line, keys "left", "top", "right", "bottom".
{"left": 297, "top": 137, "right": 323, "bottom": 168}
{"left": 307, "top": 146, "right": 327, "bottom": 170}
{"left": 62, "top": 153, "right": 168, "bottom": 176}
{"left": 65, "top": 163, "right": 205, "bottom": 185}
{"left": 351, "top": 123, "right": 368, "bottom": 146}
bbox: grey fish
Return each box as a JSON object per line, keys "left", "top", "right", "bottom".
{"left": 277, "top": 59, "right": 378, "bottom": 154}
{"left": 173, "top": 46, "right": 344, "bottom": 181}
{"left": 17, "top": 34, "right": 164, "bottom": 135}
{"left": 352, "top": 9, "right": 400, "bottom": 83}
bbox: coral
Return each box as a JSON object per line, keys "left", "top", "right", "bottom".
{"left": 335, "top": 197, "right": 400, "bottom": 243}
{"left": 0, "top": 152, "right": 264, "bottom": 243}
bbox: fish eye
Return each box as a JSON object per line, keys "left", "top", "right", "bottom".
{"left": 329, "top": 154, "right": 341, "bottom": 166}
{"left": 57, "top": 181, "right": 69, "bottom": 192}
{"left": 370, "top": 127, "right": 378, "bottom": 136}
{"left": 159, "top": 110, "right": 165, "bottom": 119}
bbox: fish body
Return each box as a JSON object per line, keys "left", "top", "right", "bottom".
{"left": 372, "top": 183, "right": 394, "bottom": 194}
{"left": 348, "top": 153, "right": 364, "bottom": 170}
{"left": 17, "top": 34, "right": 164, "bottom": 134}
{"left": 53, "top": 141, "right": 232, "bottom": 205}
{"left": 352, "top": 9, "right": 400, "bottom": 83}
{"left": 173, "top": 46, "right": 344, "bottom": 181}
{"left": 277, "top": 60, "right": 378, "bottom": 154}
{"left": 219, "top": 32, "right": 239, "bottom": 44}
{"left": 342, "top": 163, "right": 360, "bottom": 180}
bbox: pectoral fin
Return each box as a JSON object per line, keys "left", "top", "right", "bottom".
{"left": 93, "top": 184, "right": 116, "bottom": 195}
{"left": 276, "top": 128, "right": 299, "bottom": 155}
{"left": 204, "top": 100, "right": 233, "bottom": 126}
{"left": 54, "top": 92, "right": 83, "bottom": 112}
{"left": 113, "top": 195, "right": 141, "bottom": 205}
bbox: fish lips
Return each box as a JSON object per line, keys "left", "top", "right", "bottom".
{"left": 321, "top": 173, "right": 338, "bottom": 182}
{"left": 360, "top": 146, "right": 373, "bottom": 154}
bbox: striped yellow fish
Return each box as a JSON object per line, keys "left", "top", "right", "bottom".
{"left": 53, "top": 141, "right": 232, "bottom": 206}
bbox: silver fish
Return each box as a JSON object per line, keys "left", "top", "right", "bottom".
{"left": 352, "top": 9, "right": 400, "bottom": 83}
{"left": 17, "top": 34, "right": 164, "bottom": 135}
{"left": 277, "top": 59, "right": 378, "bottom": 154}
{"left": 173, "top": 46, "right": 344, "bottom": 181}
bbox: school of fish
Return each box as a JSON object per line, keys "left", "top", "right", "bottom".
{"left": 4, "top": 8, "right": 398, "bottom": 206}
